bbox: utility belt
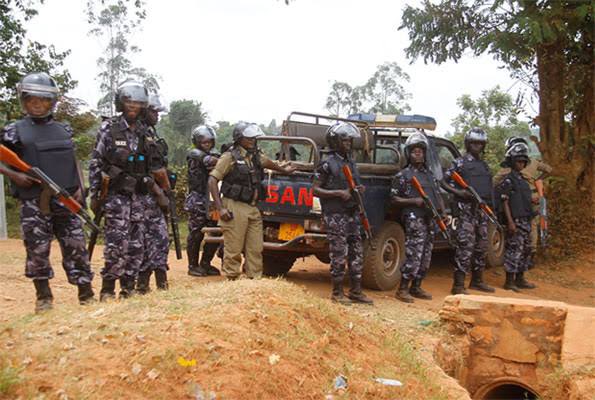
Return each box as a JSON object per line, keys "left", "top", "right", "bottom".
{"left": 220, "top": 181, "right": 258, "bottom": 204}
{"left": 103, "top": 157, "right": 151, "bottom": 196}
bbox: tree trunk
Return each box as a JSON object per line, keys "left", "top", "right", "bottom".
{"left": 535, "top": 39, "right": 594, "bottom": 256}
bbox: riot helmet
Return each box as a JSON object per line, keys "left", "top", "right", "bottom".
{"left": 17, "top": 72, "right": 59, "bottom": 118}
{"left": 114, "top": 79, "right": 149, "bottom": 113}
{"left": 325, "top": 121, "right": 360, "bottom": 151}
{"left": 191, "top": 125, "right": 217, "bottom": 147}
{"left": 148, "top": 93, "right": 166, "bottom": 112}
{"left": 504, "top": 136, "right": 528, "bottom": 150}
{"left": 505, "top": 142, "right": 530, "bottom": 161}
{"left": 232, "top": 122, "right": 264, "bottom": 143}
{"left": 464, "top": 127, "right": 488, "bottom": 144}
{"left": 404, "top": 132, "right": 428, "bottom": 161}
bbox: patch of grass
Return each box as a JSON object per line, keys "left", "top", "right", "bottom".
{"left": 0, "top": 364, "right": 23, "bottom": 395}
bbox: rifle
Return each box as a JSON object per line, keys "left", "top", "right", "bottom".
{"left": 341, "top": 164, "right": 375, "bottom": 249}
{"left": 451, "top": 171, "right": 504, "bottom": 231}
{"left": 0, "top": 145, "right": 99, "bottom": 233}
{"left": 535, "top": 179, "right": 548, "bottom": 248}
{"left": 87, "top": 173, "right": 110, "bottom": 259}
{"left": 411, "top": 176, "right": 456, "bottom": 248}
{"left": 152, "top": 168, "right": 182, "bottom": 259}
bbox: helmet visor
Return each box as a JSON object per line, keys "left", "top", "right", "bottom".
{"left": 330, "top": 122, "right": 360, "bottom": 139}
{"left": 242, "top": 124, "right": 265, "bottom": 138}
{"left": 119, "top": 84, "right": 149, "bottom": 104}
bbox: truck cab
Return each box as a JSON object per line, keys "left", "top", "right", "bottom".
{"left": 204, "top": 111, "right": 504, "bottom": 290}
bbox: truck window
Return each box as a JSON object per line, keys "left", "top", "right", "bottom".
{"left": 435, "top": 143, "right": 457, "bottom": 171}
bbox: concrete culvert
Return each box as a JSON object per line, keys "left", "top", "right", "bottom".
{"left": 479, "top": 382, "right": 539, "bottom": 400}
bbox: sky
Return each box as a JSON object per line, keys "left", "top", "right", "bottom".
{"left": 25, "top": 0, "right": 530, "bottom": 135}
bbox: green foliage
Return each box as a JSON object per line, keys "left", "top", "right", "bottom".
{"left": 0, "top": 0, "right": 76, "bottom": 121}
{"left": 447, "top": 86, "right": 532, "bottom": 171}
{"left": 156, "top": 99, "right": 207, "bottom": 166}
{"left": 54, "top": 97, "right": 100, "bottom": 162}
{"left": 325, "top": 62, "right": 411, "bottom": 117}
{"left": 0, "top": 364, "right": 22, "bottom": 394}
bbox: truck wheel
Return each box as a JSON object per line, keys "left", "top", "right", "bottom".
{"left": 486, "top": 222, "right": 505, "bottom": 268}
{"left": 263, "top": 253, "right": 296, "bottom": 277}
{"left": 362, "top": 221, "right": 405, "bottom": 291}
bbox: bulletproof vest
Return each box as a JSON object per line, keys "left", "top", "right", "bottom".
{"left": 220, "top": 147, "right": 264, "bottom": 204}
{"left": 507, "top": 172, "right": 533, "bottom": 219}
{"left": 103, "top": 118, "right": 151, "bottom": 195}
{"left": 459, "top": 155, "right": 493, "bottom": 206}
{"left": 400, "top": 166, "right": 441, "bottom": 219}
{"left": 319, "top": 152, "right": 358, "bottom": 214}
{"left": 187, "top": 149, "right": 209, "bottom": 193}
{"left": 14, "top": 117, "right": 79, "bottom": 200}
{"left": 145, "top": 127, "right": 168, "bottom": 170}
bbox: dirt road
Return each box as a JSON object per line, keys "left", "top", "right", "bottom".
{"left": 1, "top": 239, "right": 593, "bottom": 320}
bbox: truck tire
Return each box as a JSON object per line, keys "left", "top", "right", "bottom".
{"left": 362, "top": 221, "right": 405, "bottom": 291}
{"left": 315, "top": 253, "right": 330, "bottom": 264}
{"left": 486, "top": 222, "right": 505, "bottom": 268}
{"left": 263, "top": 253, "right": 296, "bottom": 277}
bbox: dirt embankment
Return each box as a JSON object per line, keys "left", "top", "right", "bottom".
{"left": 1, "top": 279, "right": 469, "bottom": 400}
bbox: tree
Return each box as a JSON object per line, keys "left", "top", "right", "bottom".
{"left": 325, "top": 81, "right": 354, "bottom": 116}
{"left": 364, "top": 62, "right": 412, "bottom": 114}
{"left": 155, "top": 100, "right": 207, "bottom": 166}
{"left": 400, "top": 0, "right": 594, "bottom": 257}
{"left": 86, "top": 0, "right": 159, "bottom": 116}
{"left": 400, "top": 0, "right": 594, "bottom": 204}
{"left": 0, "top": 0, "right": 76, "bottom": 121}
{"left": 324, "top": 62, "right": 412, "bottom": 117}
{"left": 448, "top": 86, "right": 532, "bottom": 171}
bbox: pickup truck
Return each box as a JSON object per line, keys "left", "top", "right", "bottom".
{"left": 204, "top": 111, "right": 504, "bottom": 290}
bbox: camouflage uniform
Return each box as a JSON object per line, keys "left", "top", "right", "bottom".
{"left": 184, "top": 149, "right": 220, "bottom": 275}
{"left": 316, "top": 153, "right": 364, "bottom": 281}
{"left": 494, "top": 159, "right": 552, "bottom": 253}
{"left": 323, "top": 213, "right": 364, "bottom": 281}
{"left": 445, "top": 154, "right": 492, "bottom": 275}
{"left": 496, "top": 171, "right": 533, "bottom": 274}
{"left": 139, "top": 127, "right": 169, "bottom": 277}
{"left": 1, "top": 120, "right": 94, "bottom": 285}
{"left": 390, "top": 166, "right": 437, "bottom": 281}
{"left": 89, "top": 117, "right": 149, "bottom": 284}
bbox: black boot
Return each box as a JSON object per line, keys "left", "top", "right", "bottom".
{"left": 200, "top": 242, "right": 221, "bottom": 276}
{"left": 503, "top": 272, "right": 520, "bottom": 292}
{"left": 187, "top": 232, "right": 206, "bottom": 277}
{"left": 395, "top": 278, "right": 414, "bottom": 303}
{"left": 34, "top": 279, "right": 53, "bottom": 313}
{"left": 77, "top": 283, "right": 95, "bottom": 305}
{"left": 451, "top": 271, "right": 469, "bottom": 295}
{"left": 155, "top": 270, "right": 169, "bottom": 290}
{"left": 136, "top": 270, "right": 152, "bottom": 295}
{"left": 410, "top": 278, "right": 432, "bottom": 300}
{"left": 469, "top": 270, "right": 495, "bottom": 293}
{"left": 347, "top": 278, "right": 374, "bottom": 305}
{"left": 100, "top": 278, "right": 116, "bottom": 302}
{"left": 119, "top": 276, "right": 135, "bottom": 299}
{"left": 331, "top": 278, "right": 352, "bottom": 305}
{"left": 515, "top": 271, "right": 536, "bottom": 289}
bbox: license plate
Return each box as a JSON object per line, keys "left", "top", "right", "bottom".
{"left": 278, "top": 223, "right": 305, "bottom": 241}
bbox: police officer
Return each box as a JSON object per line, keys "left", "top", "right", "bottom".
{"left": 208, "top": 122, "right": 295, "bottom": 280}
{"left": 443, "top": 128, "right": 495, "bottom": 294}
{"left": 185, "top": 125, "right": 221, "bottom": 277}
{"left": 0, "top": 72, "right": 94, "bottom": 312}
{"left": 494, "top": 136, "right": 552, "bottom": 259}
{"left": 391, "top": 133, "right": 443, "bottom": 303}
{"left": 89, "top": 79, "right": 162, "bottom": 300}
{"left": 312, "top": 122, "right": 373, "bottom": 305}
{"left": 136, "top": 93, "right": 171, "bottom": 293}
{"left": 496, "top": 143, "right": 537, "bottom": 291}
